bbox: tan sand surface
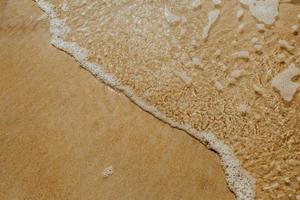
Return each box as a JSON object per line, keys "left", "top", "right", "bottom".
{"left": 0, "top": 1, "right": 234, "bottom": 200}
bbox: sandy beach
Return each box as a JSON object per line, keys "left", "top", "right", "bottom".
{"left": 0, "top": 1, "right": 234, "bottom": 199}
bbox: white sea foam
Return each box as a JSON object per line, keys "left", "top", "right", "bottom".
{"left": 164, "top": 6, "right": 181, "bottom": 25}
{"left": 203, "top": 9, "right": 220, "bottom": 39}
{"left": 190, "top": 0, "right": 202, "bottom": 9}
{"left": 102, "top": 165, "right": 113, "bottom": 178}
{"left": 34, "top": 1, "right": 255, "bottom": 199}
{"left": 271, "top": 63, "right": 300, "bottom": 102}
{"left": 240, "top": 0, "right": 279, "bottom": 25}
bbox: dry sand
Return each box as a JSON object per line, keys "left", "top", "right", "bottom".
{"left": 0, "top": 0, "right": 235, "bottom": 200}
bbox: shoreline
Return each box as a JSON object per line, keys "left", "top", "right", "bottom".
{"left": 34, "top": 0, "right": 256, "bottom": 199}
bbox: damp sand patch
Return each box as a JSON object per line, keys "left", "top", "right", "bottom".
{"left": 35, "top": 0, "right": 300, "bottom": 199}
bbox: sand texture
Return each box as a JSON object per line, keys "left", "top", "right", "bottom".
{"left": 32, "top": 0, "right": 300, "bottom": 199}
{"left": 0, "top": 0, "right": 235, "bottom": 200}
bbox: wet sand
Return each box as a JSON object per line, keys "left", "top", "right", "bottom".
{"left": 0, "top": 1, "right": 234, "bottom": 199}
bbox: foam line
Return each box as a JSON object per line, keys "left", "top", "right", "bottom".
{"left": 34, "top": 0, "right": 256, "bottom": 199}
